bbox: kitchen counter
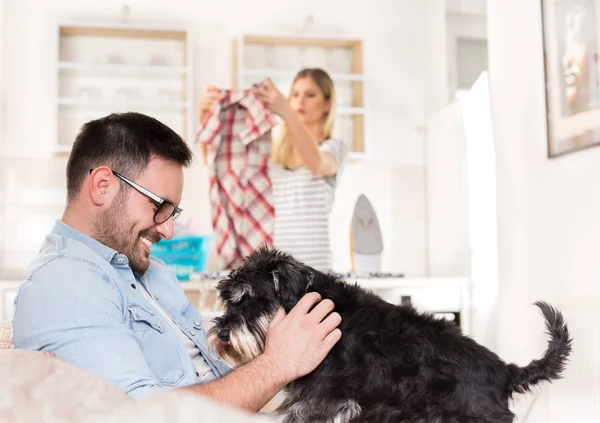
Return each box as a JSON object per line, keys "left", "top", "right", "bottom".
{"left": 185, "top": 273, "right": 472, "bottom": 334}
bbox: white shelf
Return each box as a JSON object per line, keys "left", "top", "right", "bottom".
{"left": 338, "top": 106, "right": 365, "bottom": 115}
{"left": 58, "top": 20, "right": 190, "bottom": 33}
{"left": 55, "top": 22, "right": 194, "bottom": 152}
{"left": 240, "top": 68, "right": 364, "bottom": 82}
{"left": 58, "top": 98, "right": 189, "bottom": 110}
{"left": 55, "top": 145, "right": 73, "bottom": 154}
{"left": 234, "top": 33, "right": 366, "bottom": 156}
{"left": 349, "top": 151, "right": 366, "bottom": 160}
{"left": 58, "top": 61, "right": 188, "bottom": 75}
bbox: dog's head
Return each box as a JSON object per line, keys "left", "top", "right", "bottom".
{"left": 206, "top": 247, "right": 316, "bottom": 367}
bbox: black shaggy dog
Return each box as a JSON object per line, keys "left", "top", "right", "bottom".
{"left": 207, "top": 248, "right": 572, "bottom": 423}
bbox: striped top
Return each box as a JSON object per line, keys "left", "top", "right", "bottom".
{"left": 271, "top": 139, "right": 348, "bottom": 272}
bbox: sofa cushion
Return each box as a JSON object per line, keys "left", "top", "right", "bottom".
{"left": 83, "top": 390, "right": 275, "bottom": 423}
{"left": 0, "top": 327, "right": 277, "bottom": 422}
{"left": 0, "top": 349, "right": 131, "bottom": 422}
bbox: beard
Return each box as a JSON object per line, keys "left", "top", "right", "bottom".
{"left": 92, "top": 193, "right": 160, "bottom": 274}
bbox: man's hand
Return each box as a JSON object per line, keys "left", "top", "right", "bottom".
{"left": 262, "top": 292, "right": 342, "bottom": 383}
{"left": 186, "top": 293, "right": 341, "bottom": 412}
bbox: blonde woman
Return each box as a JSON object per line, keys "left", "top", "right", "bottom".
{"left": 197, "top": 68, "right": 348, "bottom": 272}
{"left": 254, "top": 69, "right": 348, "bottom": 272}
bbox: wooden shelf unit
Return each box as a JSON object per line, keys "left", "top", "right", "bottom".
{"left": 232, "top": 33, "right": 366, "bottom": 158}
{"left": 55, "top": 22, "right": 194, "bottom": 155}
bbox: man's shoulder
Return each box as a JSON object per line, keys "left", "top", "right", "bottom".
{"left": 24, "top": 232, "right": 115, "bottom": 284}
{"left": 17, "top": 246, "right": 124, "bottom": 315}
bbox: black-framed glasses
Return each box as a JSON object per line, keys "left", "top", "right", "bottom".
{"left": 89, "top": 168, "right": 182, "bottom": 224}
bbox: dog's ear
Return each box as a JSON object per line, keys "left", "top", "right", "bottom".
{"left": 269, "top": 255, "right": 316, "bottom": 312}
{"left": 230, "top": 283, "right": 254, "bottom": 303}
{"left": 306, "top": 270, "right": 315, "bottom": 290}
{"left": 271, "top": 270, "right": 280, "bottom": 292}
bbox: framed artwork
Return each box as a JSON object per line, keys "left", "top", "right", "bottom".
{"left": 541, "top": 0, "right": 600, "bottom": 157}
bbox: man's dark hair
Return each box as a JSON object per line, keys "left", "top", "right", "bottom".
{"left": 66, "top": 112, "right": 193, "bottom": 202}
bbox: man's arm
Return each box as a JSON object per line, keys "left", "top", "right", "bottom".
{"left": 13, "top": 259, "right": 164, "bottom": 399}
{"left": 184, "top": 293, "right": 342, "bottom": 412}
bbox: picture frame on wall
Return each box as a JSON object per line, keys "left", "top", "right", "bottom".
{"left": 541, "top": 0, "right": 600, "bottom": 157}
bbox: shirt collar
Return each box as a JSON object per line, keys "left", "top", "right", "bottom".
{"left": 51, "top": 219, "right": 119, "bottom": 263}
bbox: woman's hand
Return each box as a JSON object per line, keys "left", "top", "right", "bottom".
{"left": 197, "top": 85, "right": 221, "bottom": 125}
{"left": 253, "top": 79, "right": 293, "bottom": 119}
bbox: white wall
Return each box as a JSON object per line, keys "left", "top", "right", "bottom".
{"left": 425, "top": 76, "right": 499, "bottom": 352}
{"left": 488, "top": 0, "right": 600, "bottom": 418}
{"left": 0, "top": 0, "right": 447, "bottom": 277}
{"left": 446, "top": 12, "right": 487, "bottom": 100}
{"left": 446, "top": 0, "right": 487, "bottom": 16}
{"left": 0, "top": 0, "right": 4, "bottom": 279}
{"left": 425, "top": 101, "right": 470, "bottom": 278}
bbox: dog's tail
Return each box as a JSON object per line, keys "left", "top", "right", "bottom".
{"left": 505, "top": 301, "right": 572, "bottom": 396}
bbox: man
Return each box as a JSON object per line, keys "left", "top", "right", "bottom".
{"left": 12, "top": 112, "right": 342, "bottom": 412}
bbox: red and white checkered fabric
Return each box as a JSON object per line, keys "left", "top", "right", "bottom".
{"left": 196, "top": 88, "right": 276, "bottom": 270}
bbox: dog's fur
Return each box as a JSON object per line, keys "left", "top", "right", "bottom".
{"left": 207, "top": 247, "right": 572, "bottom": 423}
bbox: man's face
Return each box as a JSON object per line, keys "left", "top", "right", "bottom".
{"left": 93, "top": 158, "right": 184, "bottom": 274}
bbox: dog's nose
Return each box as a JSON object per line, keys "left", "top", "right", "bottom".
{"left": 218, "top": 329, "right": 230, "bottom": 342}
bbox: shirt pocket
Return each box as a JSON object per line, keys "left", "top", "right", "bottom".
{"left": 127, "top": 304, "right": 185, "bottom": 385}
{"left": 127, "top": 304, "right": 164, "bottom": 333}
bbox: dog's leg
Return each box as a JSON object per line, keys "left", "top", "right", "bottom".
{"left": 439, "top": 415, "right": 513, "bottom": 423}
{"left": 274, "top": 398, "right": 362, "bottom": 423}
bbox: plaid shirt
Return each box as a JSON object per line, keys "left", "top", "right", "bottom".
{"left": 196, "top": 89, "right": 276, "bottom": 269}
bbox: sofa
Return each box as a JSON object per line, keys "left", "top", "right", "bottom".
{"left": 0, "top": 322, "right": 275, "bottom": 423}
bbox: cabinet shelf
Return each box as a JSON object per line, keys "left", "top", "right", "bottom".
{"left": 233, "top": 33, "right": 366, "bottom": 157}
{"left": 338, "top": 106, "right": 365, "bottom": 115}
{"left": 58, "top": 61, "right": 188, "bottom": 76}
{"left": 58, "top": 98, "right": 189, "bottom": 110}
{"left": 239, "top": 68, "right": 364, "bottom": 82}
{"left": 56, "top": 22, "right": 193, "bottom": 152}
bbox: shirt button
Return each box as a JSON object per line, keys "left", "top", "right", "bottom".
{"left": 190, "top": 330, "right": 196, "bottom": 336}
{"left": 154, "top": 294, "right": 159, "bottom": 301}
{"left": 194, "top": 320, "right": 200, "bottom": 327}
{"left": 117, "top": 258, "right": 124, "bottom": 264}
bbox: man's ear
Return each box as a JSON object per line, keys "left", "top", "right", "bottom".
{"left": 88, "top": 167, "right": 119, "bottom": 206}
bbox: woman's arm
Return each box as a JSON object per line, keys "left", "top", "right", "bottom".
{"left": 280, "top": 108, "right": 338, "bottom": 176}
{"left": 254, "top": 80, "right": 338, "bottom": 176}
{"left": 196, "top": 85, "right": 221, "bottom": 165}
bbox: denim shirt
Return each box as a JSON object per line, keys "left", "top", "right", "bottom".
{"left": 12, "top": 220, "right": 231, "bottom": 399}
